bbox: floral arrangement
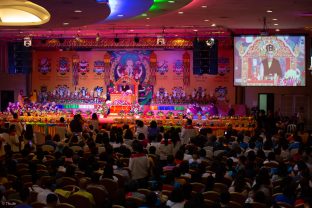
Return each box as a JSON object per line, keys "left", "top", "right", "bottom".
{"left": 166, "top": 111, "right": 174, "bottom": 117}
{"left": 131, "top": 103, "right": 142, "bottom": 115}
{"left": 157, "top": 111, "right": 164, "bottom": 117}
{"left": 119, "top": 110, "right": 125, "bottom": 117}
{"left": 127, "top": 112, "right": 134, "bottom": 116}
{"left": 85, "top": 110, "right": 92, "bottom": 115}
{"left": 186, "top": 112, "right": 193, "bottom": 118}
{"left": 112, "top": 100, "right": 130, "bottom": 106}
{"left": 75, "top": 110, "right": 82, "bottom": 114}
{"left": 146, "top": 111, "right": 154, "bottom": 116}
{"left": 177, "top": 112, "right": 184, "bottom": 117}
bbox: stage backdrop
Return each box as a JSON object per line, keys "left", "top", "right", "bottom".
{"left": 32, "top": 47, "right": 234, "bottom": 104}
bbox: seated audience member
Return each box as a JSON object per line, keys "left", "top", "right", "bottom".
{"left": 46, "top": 193, "right": 58, "bottom": 208}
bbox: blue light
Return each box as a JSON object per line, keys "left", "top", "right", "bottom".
{"left": 96, "top": 0, "right": 109, "bottom": 3}
{"left": 103, "top": 0, "right": 153, "bottom": 21}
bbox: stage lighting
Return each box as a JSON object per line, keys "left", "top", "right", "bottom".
{"left": 23, "top": 36, "right": 32, "bottom": 47}
{"left": 205, "top": 38, "right": 215, "bottom": 47}
{"left": 96, "top": 33, "right": 100, "bottom": 42}
{"left": 157, "top": 36, "right": 165, "bottom": 45}
{"left": 75, "top": 34, "right": 82, "bottom": 42}
{"left": 114, "top": 37, "right": 119, "bottom": 43}
{"left": 134, "top": 36, "right": 139, "bottom": 43}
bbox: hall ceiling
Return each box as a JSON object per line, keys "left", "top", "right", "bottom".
{"left": 0, "top": 0, "right": 312, "bottom": 39}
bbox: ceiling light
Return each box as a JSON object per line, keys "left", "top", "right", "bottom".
{"left": 117, "top": 14, "right": 124, "bottom": 17}
{"left": 146, "top": 17, "right": 150, "bottom": 20}
{"left": 274, "top": 23, "right": 278, "bottom": 26}
{"left": 272, "top": 18, "right": 278, "bottom": 21}
{"left": 275, "top": 29, "right": 280, "bottom": 32}
{"left": 129, "top": 29, "right": 134, "bottom": 32}
{"left": 211, "top": 23, "right": 216, "bottom": 27}
{"left": 168, "top": 0, "right": 175, "bottom": 3}
{"left": 266, "top": 10, "right": 273, "bottom": 13}
{"left": 193, "top": 29, "right": 198, "bottom": 32}
{"left": 204, "top": 19, "right": 210, "bottom": 22}
{"left": 63, "top": 22, "right": 69, "bottom": 25}
{"left": 146, "top": 24, "right": 150, "bottom": 26}
{"left": 178, "top": 11, "right": 184, "bottom": 14}
{"left": 201, "top": 5, "right": 207, "bottom": 8}
{"left": 0, "top": 0, "right": 50, "bottom": 26}
{"left": 96, "top": 0, "right": 109, "bottom": 3}
{"left": 74, "top": 10, "right": 82, "bottom": 13}
{"left": 141, "top": 13, "right": 147, "bottom": 16}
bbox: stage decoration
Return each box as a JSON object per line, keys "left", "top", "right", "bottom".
{"left": 156, "top": 111, "right": 164, "bottom": 117}
{"left": 157, "top": 60, "right": 169, "bottom": 75}
{"left": 215, "top": 86, "right": 229, "bottom": 102}
{"left": 57, "top": 57, "right": 70, "bottom": 75}
{"left": 72, "top": 55, "right": 79, "bottom": 87}
{"left": 173, "top": 60, "right": 184, "bottom": 75}
{"left": 150, "top": 51, "right": 157, "bottom": 84}
{"left": 166, "top": 111, "right": 174, "bottom": 118}
{"left": 131, "top": 103, "right": 142, "bottom": 115}
{"left": 93, "top": 60, "right": 105, "bottom": 75}
{"left": 111, "top": 51, "right": 150, "bottom": 84}
{"left": 34, "top": 38, "right": 193, "bottom": 49}
{"left": 79, "top": 60, "right": 89, "bottom": 75}
{"left": 177, "top": 112, "right": 184, "bottom": 118}
{"left": 146, "top": 111, "right": 154, "bottom": 117}
{"left": 38, "top": 57, "right": 51, "bottom": 75}
{"left": 183, "top": 51, "right": 190, "bottom": 86}
{"left": 103, "top": 52, "right": 111, "bottom": 85}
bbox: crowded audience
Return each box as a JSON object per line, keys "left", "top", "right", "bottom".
{"left": 0, "top": 109, "right": 310, "bottom": 208}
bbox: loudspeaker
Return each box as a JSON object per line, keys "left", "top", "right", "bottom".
{"left": 8, "top": 42, "right": 32, "bottom": 74}
{"left": 193, "top": 39, "right": 218, "bottom": 75}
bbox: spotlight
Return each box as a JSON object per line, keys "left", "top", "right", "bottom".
{"left": 75, "top": 34, "right": 81, "bottom": 42}
{"left": 95, "top": 33, "right": 100, "bottom": 42}
{"left": 134, "top": 36, "right": 139, "bottom": 43}
{"left": 114, "top": 37, "right": 119, "bottom": 43}
{"left": 23, "top": 36, "right": 32, "bottom": 47}
{"left": 157, "top": 36, "right": 165, "bottom": 45}
{"left": 205, "top": 38, "right": 215, "bottom": 47}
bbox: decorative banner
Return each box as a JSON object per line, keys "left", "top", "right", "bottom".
{"left": 182, "top": 51, "right": 190, "bottom": 86}
{"left": 173, "top": 60, "right": 183, "bottom": 75}
{"left": 57, "top": 57, "right": 70, "bottom": 75}
{"left": 103, "top": 52, "right": 111, "bottom": 86}
{"left": 72, "top": 55, "right": 79, "bottom": 87}
{"left": 93, "top": 60, "right": 105, "bottom": 75}
{"left": 150, "top": 51, "right": 157, "bottom": 84}
{"left": 79, "top": 60, "right": 89, "bottom": 75}
{"left": 157, "top": 60, "right": 169, "bottom": 75}
{"left": 38, "top": 57, "right": 51, "bottom": 75}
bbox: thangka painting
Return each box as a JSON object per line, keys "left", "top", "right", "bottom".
{"left": 109, "top": 51, "right": 153, "bottom": 105}
{"left": 110, "top": 51, "right": 151, "bottom": 84}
